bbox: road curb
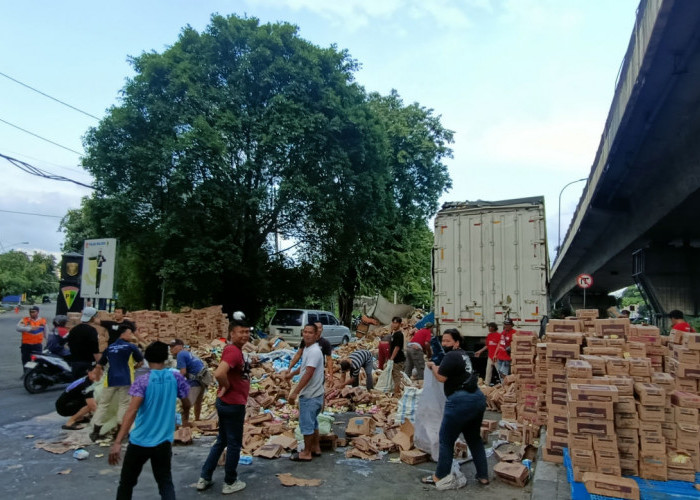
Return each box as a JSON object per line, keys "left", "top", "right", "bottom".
{"left": 531, "top": 427, "right": 563, "bottom": 500}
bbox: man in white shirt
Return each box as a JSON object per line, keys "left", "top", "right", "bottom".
{"left": 288, "top": 324, "right": 325, "bottom": 461}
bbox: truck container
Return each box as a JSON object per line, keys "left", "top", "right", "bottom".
{"left": 433, "top": 197, "right": 549, "bottom": 344}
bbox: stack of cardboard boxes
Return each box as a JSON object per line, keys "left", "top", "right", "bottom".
{"left": 538, "top": 313, "right": 700, "bottom": 485}
{"left": 129, "top": 306, "right": 229, "bottom": 346}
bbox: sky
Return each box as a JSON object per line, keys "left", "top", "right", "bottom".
{"left": 0, "top": 0, "right": 640, "bottom": 263}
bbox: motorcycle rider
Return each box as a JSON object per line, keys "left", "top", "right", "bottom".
{"left": 17, "top": 305, "right": 48, "bottom": 374}
{"left": 47, "top": 315, "right": 71, "bottom": 358}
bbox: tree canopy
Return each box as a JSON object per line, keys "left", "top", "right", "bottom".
{"left": 0, "top": 250, "right": 58, "bottom": 298}
{"left": 65, "top": 14, "right": 452, "bottom": 323}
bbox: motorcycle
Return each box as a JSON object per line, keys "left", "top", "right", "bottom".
{"left": 23, "top": 352, "right": 74, "bottom": 394}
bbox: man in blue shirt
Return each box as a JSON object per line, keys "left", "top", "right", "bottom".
{"left": 169, "top": 338, "right": 211, "bottom": 425}
{"left": 109, "top": 341, "right": 189, "bottom": 499}
{"left": 90, "top": 324, "right": 144, "bottom": 442}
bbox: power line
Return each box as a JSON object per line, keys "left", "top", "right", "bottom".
{"left": 0, "top": 148, "right": 86, "bottom": 175}
{"left": 0, "top": 152, "right": 94, "bottom": 190}
{"left": 0, "top": 208, "right": 62, "bottom": 218}
{"left": 0, "top": 117, "right": 83, "bottom": 155}
{"left": 0, "top": 70, "right": 100, "bottom": 120}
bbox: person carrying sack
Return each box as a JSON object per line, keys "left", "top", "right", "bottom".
{"left": 423, "top": 328, "right": 489, "bottom": 488}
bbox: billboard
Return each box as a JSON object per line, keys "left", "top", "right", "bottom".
{"left": 81, "top": 239, "right": 117, "bottom": 299}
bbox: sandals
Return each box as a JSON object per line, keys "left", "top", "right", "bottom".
{"left": 421, "top": 475, "right": 436, "bottom": 485}
{"left": 312, "top": 452, "right": 322, "bottom": 457}
{"left": 478, "top": 478, "right": 490, "bottom": 485}
{"left": 289, "top": 452, "right": 312, "bottom": 462}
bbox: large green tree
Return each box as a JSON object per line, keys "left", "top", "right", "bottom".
{"left": 69, "top": 14, "right": 452, "bottom": 323}
{"left": 0, "top": 250, "right": 58, "bottom": 298}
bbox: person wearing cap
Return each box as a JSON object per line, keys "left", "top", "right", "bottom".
{"left": 669, "top": 310, "right": 696, "bottom": 333}
{"left": 494, "top": 319, "right": 515, "bottom": 377}
{"left": 198, "top": 313, "right": 251, "bottom": 494}
{"left": 90, "top": 323, "right": 144, "bottom": 442}
{"left": 66, "top": 306, "right": 101, "bottom": 380}
{"left": 16, "top": 305, "right": 48, "bottom": 373}
{"left": 170, "top": 339, "right": 211, "bottom": 425}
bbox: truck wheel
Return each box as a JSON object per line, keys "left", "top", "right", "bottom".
{"left": 341, "top": 336, "right": 350, "bottom": 345}
{"left": 24, "top": 368, "right": 49, "bottom": 394}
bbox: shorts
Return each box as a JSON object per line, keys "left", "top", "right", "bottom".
{"left": 56, "top": 396, "right": 86, "bottom": 417}
{"left": 298, "top": 395, "right": 323, "bottom": 436}
{"left": 187, "top": 385, "right": 203, "bottom": 405}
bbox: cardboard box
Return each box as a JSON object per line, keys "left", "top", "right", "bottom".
{"left": 568, "top": 417, "right": 615, "bottom": 436}
{"left": 626, "top": 342, "right": 647, "bottom": 358}
{"left": 676, "top": 362, "right": 700, "bottom": 380}
{"left": 594, "top": 319, "right": 630, "bottom": 338}
{"left": 566, "top": 359, "right": 592, "bottom": 379}
{"left": 639, "top": 454, "right": 667, "bottom": 481}
{"left": 619, "top": 456, "right": 639, "bottom": 476}
{"left": 547, "top": 370, "right": 567, "bottom": 385}
{"left": 572, "top": 464, "right": 596, "bottom": 483}
{"left": 592, "top": 435, "right": 618, "bottom": 453}
{"left": 639, "top": 435, "right": 666, "bottom": 454}
{"left": 615, "top": 396, "right": 637, "bottom": 413}
{"left": 683, "top": 332, "right": 700, "bottom": 351}
{"left": 399, "top": 448, "right": 429, "bottom": 465}
{"left": 661, "top": 421, "right": 677, "bottom": 440}
{"left": 676, "top": 422, "right": 700, "bottom": 443}
{"left": 568, "top": 383, "right": 619, "bottom": 402}
{"left": 570, "top": 448, "right": 596, "bottom": 468}
{"left": 568, "top": 433, "right": 593, "bottom": 450}
{"left": 581, "top": 472, "right": 639, "bottom": 500}
{"left": 595, "top": 449, "right": 620, "bottom": 468}
{"left": 493, "top": 462, "right": 529, "bottom": 487}
{"left": 638, "top": 421, "right": 662, "bottom": 436}
{"left": 605, "top": 376, "right": 634, "bottom": 396}
{"left": 546, "top": 320, "right": 583, "bottom": 333}
{"left": 635, "top": 403, "right": 665, "bottom": 422}
{"left": 614, "top": 413, "right": 640, "bottom": 429}
{"left": 546, "top": 342, "right": 580, "bottom": 360}
{"left": 542, "top": 446, "right": 563, "bottom": 464}
{"left": 605, "top": 337, "right": 626, "bottom": 348}
{"left": 576, "top": 309, "right": 599, "bottom": 319}
{"left": 568, "top": 400, "right": 614, "bottom": 420}
{"left": 390, "top": 420, "right": 414, "bottom": 451}
{"left": 583, "top": 346, "right": 623, "bottom": 357}
{"left": 634, "top": 383, "right": 665, "bottom": 406}
{"left": 345, "top": 417, "right": 376, "bottom": 437}
{"left": 676, "top": 378, "right": 699, "bottom": 392}
{"left": 670, "top": 390, "right": 700, "bottom": 408}
{"left": 586, "top": 337, "right": 607, "bottom": 347}
{"left": 617, "top": 436, "right": 639, "bottom": 456}
{"left": 673, "top": 347, "right": 700, "bottom": 364}
{"left": 674, "top": 405, "right": 699, "bottom": 424}
{"left": 628, "top": 358, "right": 652, "bottom": 377}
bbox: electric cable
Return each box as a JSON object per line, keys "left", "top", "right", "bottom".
{"left": 0, "top": 117, "right": 83, "bottom": 155}
{"left": 0, "top": 70, "right": 100, "bottom": 120}
{"left": 0, "top": 208, "right": 62, "bottom": 218}
{"left": 0, "top": 152, "right": 94, "bottom": 190}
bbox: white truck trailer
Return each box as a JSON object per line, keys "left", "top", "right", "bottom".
{"left": 433, "top": 197, "right": 549, "bottom": 344}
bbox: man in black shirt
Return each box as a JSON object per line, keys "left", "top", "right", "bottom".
{"left": 66, "top": 307, "right": 101, "bottom": 380}
{"left": 56, "top": 366, "right": 100, "bottom": 430}
{"left": 101, "top": 307, "right": 137, "bottom": 346}
{"left": 389, "top": 316, "right": 406, "bottom": 397}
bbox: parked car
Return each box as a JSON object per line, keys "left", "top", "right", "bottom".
{"left": 42, "top": 295, "right": 52, "bottom": 303}
{"left": 268, "top": 309, "right": 351, "bottom": 347}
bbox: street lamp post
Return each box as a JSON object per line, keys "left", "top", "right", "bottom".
{"left": 557, "top": 178, "right": 587, "bottom": 257}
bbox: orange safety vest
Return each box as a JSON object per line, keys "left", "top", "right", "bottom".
{"left": 21, "top": 317, "right": 47, "bottom": 345}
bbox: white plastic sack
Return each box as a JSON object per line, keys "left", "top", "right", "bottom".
{"left": 413, "top": 366, "right": 446, "bottom": 461}
{"left": 436, "top": 460, "right": 467, "bottom": 490}
{"left": 395, "top": 386, "right": 422, "bottom": 423}
{"left": 375, "top": 360, "right": 394, "bottom": 393}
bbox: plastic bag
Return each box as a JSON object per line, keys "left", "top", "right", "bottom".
{"left": 413, "top": 366, "right": 446, "bottom": 461}
{"left": 375, "top": 360, "right": 394, "bottom": 393}
{"left": 294, "top": 413, "right": 335, "bottom": 441}
{"left": 395, "top": 386, "right": 422, "bottom": 423}
{"left": 435, "top": 460, "right": 467, "bottom": 490}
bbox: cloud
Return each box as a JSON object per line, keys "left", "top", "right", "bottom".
{"left": 263, "top": 0, "right": 493, "bottom": 30}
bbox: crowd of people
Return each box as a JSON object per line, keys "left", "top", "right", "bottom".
{"left": 41, "top": 302, "right": 694, "bottom": 497}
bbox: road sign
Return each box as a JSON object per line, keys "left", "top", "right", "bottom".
{"left": 576, "top": 274, "right": 593, "bottom": 289}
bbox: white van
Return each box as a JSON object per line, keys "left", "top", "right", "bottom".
{"left": 268, "top": 309, "right": 351, "bottom": 347}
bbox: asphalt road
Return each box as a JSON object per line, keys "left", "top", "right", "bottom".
{"left": 0, "top": 306, "right": 532, "bottom": 499}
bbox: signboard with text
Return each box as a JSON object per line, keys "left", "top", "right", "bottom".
{"left": 80, "top": 238, "right": 117, "bottom": 299}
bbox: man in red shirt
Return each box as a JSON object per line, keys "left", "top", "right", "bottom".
{"left": 476, "top": 322, "right": 501, "bottom": 385}
{"left": 494, "top": 319, "right": 515, "bottom": 377}
{"left": 669, "top": 310, "right": 696, "bottom": 332}
{"left": 405, "top": 323, "right": 433, "bottom": 381}
{"left": 197, "top": 313, "right": 251, "bottom": 495}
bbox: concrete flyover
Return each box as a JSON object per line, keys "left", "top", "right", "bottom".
{"left": 550, "top": 0, "right": 700, "bottom": 323}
